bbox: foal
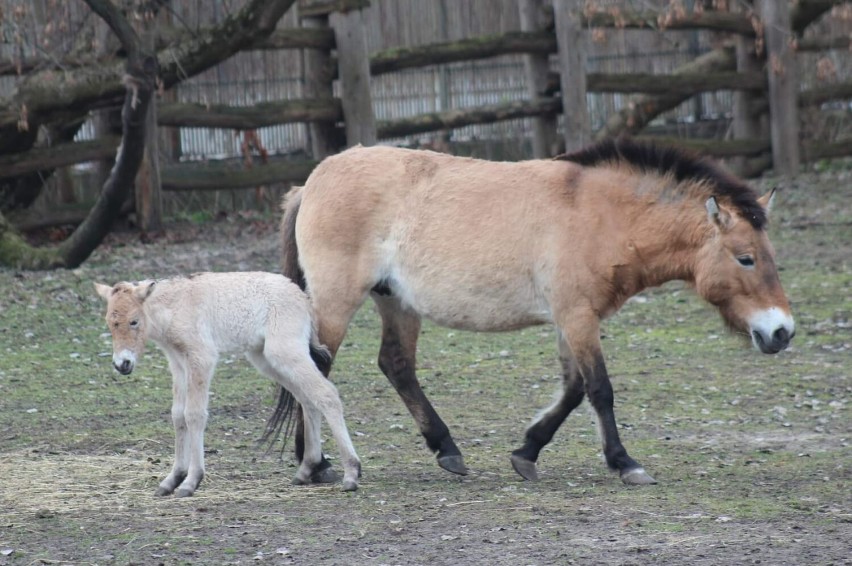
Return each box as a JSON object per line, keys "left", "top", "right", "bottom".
{"left": 95, "top": 272, "right": 361, "bottom": 496}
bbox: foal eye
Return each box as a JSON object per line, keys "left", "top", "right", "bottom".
{"left": 736, "top": 255, "right": 755, "bottom": 267}
{"left": 130, "top": 319, "right": 140, "bottom": 328}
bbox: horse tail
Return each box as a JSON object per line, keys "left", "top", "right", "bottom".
{"left": 281, "top": 185, "right": 306, "bottom": 291}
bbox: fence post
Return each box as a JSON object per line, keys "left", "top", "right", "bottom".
{"left": 553, "top": 0, "right": 590, "bottom": 152}
{"left": 732, "top": 30, "right": 764, "bottom": 175}
{"left": 135, "top": 12, "right": 162, "bottom": 233}
{"left": 330, "top": 6, "right": 377, "bottom": 146}
{"left": 519, "top": 0, "right": 559, "bottom": 157}
{"left": 757, "top": 0, "right": 800, "bottom": 176}
{"left": 301, "top": 8, "right": 338, "bottom": 160}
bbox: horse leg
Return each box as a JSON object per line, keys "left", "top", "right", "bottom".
{"left": 174, "top": 355, "right": 215, "bottom": 497}
{"left": 373, "top": 295, "right": 467, "bottom": 476}
{"left": 560, "top": 311, "right": 656, "bottom": 486}
{"left": 156, "top": 351, "right": 190, "bottom": 496}
{"left": 510, "top": 338, "right": 585, "bottom": 481}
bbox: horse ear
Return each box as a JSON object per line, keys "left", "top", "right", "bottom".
{"left": 757, "top": 187, "right": 777, "bottom": 213}
{"left": 94, "top": 283, "right": 113, "bottom": 300}
{"left": 705, "top": 196, "right": 732, "bottom": 230}
{"left": 133, "top": 280, "right": 156, "bottom": 301}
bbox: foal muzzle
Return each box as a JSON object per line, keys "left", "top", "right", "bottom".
{"left": 113, "top": 350, "right": 137, "bottom": 375}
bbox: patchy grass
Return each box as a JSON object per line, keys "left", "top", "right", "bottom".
{"left": 0, "top": 171, "right": 849, "bottom": 565}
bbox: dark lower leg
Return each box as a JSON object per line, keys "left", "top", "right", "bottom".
{"left": 584, "top": 354, "right": 654, "bottom": 484}
{"left": 512, "top": 374, "right": 585, "bottom": 464}
{"left": 377, "top": 319, "right": 466, "bottom": 475}
{"left": 292, "top": 348, "right": 336, "bottom": 481}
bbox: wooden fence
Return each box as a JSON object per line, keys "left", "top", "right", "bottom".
{"left": 5, "top": 0, "right": 852, "bottom": 231}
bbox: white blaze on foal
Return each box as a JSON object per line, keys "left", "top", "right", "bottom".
{"left": 95, "top": 272, "right": 361, "bottom": 496}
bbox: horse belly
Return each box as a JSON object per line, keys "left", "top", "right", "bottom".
{"left": 392, "top": 270, "right": 552, "bottom": 331}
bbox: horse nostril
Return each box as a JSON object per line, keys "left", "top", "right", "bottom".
{"left": 117, "top": 360, "right": 133, "bottom": 375}
{"left": 772, "top": 327, "right": 790, "bottom": 346}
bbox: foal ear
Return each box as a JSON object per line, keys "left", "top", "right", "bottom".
{"left": 705, "top": 197, "right": 733, "bottom": 230}
{"left": 757, "top": 187, "right": 777, "bottom": 213}
{"left": 94, "top": 283, "right": 113, "bottom": 300}
{"left": 132, "top": 280, "right": 157, "bottom": 301}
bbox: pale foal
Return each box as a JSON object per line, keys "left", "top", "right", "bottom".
{"left": 95, "top": 272, "right": 360, "bottom": 496}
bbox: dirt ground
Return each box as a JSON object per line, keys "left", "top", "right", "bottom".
{"left": 0, "top": 167, "right": 849, "bottom": 565}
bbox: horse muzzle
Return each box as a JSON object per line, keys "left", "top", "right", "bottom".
{"left": 749, "top": 307, "right": 795, "bottom": 354}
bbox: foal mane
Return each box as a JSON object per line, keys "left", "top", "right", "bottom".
{"left": 557, "top": 139, "right": 766, "bottom": 229}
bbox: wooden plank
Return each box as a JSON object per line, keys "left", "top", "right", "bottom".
{"left": 553, "top": 0, "right": 590, "bottom": 152}
{"left": 519, "top": 0, "right": 559, "bottom": 157}
{"left": 298, "top": 0, "right": 369, "bottom": 19}
{"left": 161, "top": 158, "right": 318, "bottom": 191}
{"left": 757, "top": 0, "right": 800, "bottom": 176}
{"left": 157, "top": 99, "right": 342, "bottom": 129}
{"left": 135, "top": 19, "right": 162, "bottom": 233}
{"left": 732, "top": 9, "right": 766, "bottom": 176}
{"left": 301, "top": 12, "right": 340, "bottom": 160}
{"left": 330, "top": 6, "right": 376, "bottom": 146}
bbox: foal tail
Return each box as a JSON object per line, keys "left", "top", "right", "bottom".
{"left": 281, "top": 185, "right": 306, "bottom": 291}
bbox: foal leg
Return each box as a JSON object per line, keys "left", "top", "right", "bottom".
{"left": 156, "top": 351, "right": 190, "bottom": 496}
{"left": 373, "top": 295, "right": 467, "bottom": 476}
{"left": 174, "top": 355, "right": 215, "bottom": 497}
{"left": 510, "top": 338, "right": 585, "bottom": 481}
{"left": 561, "top": 311, "right": 656, "bottom": 486}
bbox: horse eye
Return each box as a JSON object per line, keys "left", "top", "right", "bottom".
{"left": 737, "top": 255, "right": 755, "bottom": 267}
{"left": 130, "top": 319, "right": 140, "bottom": 328}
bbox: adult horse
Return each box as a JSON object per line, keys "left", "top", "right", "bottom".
{"left": 275, "top": 139, "right": 794, "bottom": 486}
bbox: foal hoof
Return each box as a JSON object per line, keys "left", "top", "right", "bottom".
{"left": 154, "top": 486, "right": 173, "bottom": 497}
{"left": 175, "top": 488, "right": 194, "bottom": 498}
{"left": 341, "top": 480, "right": 358, "bottom": 492}
{"left": 510, "top": 454, "right": 539, "bottom": 481}
{"left": 620, "top": 467, "right": 657, "bottom": 486}
{"left": 437, "top": 454, "right": 468, "bottom": 476}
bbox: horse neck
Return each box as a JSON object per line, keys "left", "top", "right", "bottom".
{"left": 623, "top": 198, "right": 709, "bottom": 290}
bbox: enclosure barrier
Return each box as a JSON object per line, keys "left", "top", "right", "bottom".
{"left": 4, "top": 0, "right": 851, "bottom": 232}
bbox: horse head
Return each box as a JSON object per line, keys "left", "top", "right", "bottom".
{"left": 694, "top": 189, "right": 794, "bottom": 354}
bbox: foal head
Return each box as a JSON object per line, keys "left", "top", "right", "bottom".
{"left": 694, "top": 190, "right": 794, "bottom": 354}
{"left": 95, "top": 281, "right": 156, "bottom": 375}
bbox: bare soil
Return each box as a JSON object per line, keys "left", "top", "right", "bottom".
{"left": 0, "top": 168, "right": 849, "bottom": 565}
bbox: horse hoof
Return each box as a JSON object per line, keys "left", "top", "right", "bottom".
{"left": 341, "top": 480, "right": 358, "bottom": 492}
{"left": 175, "top": 488, "right": 194, "bottom": 498}
{"left": 310, "top": 466, "right": 339, "bottom": 484}
{"left": 621, "top": 468, "right": 657, "bottom": 485}
{"left": 292, "top": 475, "right": 309, "bottom": 486}
{"left": 437, "top": 454, "right": 468, "bottom": 476}
{"left": 154, "top": 486, "right": 173, "bottom": 497}
{"left": 510, "top": 454, "right": 539, "bottom": 481}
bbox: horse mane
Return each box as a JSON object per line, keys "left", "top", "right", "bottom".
{"left": 556, "top": 139, "right": 767, "bottom": 229}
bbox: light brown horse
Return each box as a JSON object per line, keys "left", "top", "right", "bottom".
{"left": 275, "top": 139, "right": 794, "bottom": 486}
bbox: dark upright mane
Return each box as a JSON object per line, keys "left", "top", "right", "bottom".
{"left": 556, "top": 139, "right": 767, "bottom": 229}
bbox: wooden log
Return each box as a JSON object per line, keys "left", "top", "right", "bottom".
{"left": 594, "top": 46, "right": 737, "bottom": 140}
{"left": 577, "top": 7, "right": 755, "bottom": 36}
{"left": 136, "top": 18, "right": 163, "bottom": 234}
{"left": 519, "top": 0, "right": 560, "bottom": 157}
{"left": 758, "top": 0, "right": 801, "bottom": 176}
{"left": 300, "top": 10, "right": 339, "bottom": 160}
{"left": 0, "top": 136, "right": 120, "bottom": 178}
{"left": 553, "top": 0, "right": 590, "bottom": 152}
{"left": 795, "top": 34, "right": 851, "bottom": 51}
{"left": 377, "top": 99, "right": 562, "bottom": 139}
{"left": 298, "top": 0, "right": 370, "bottom": 18}
{"left": 369, "top": 31, "right": 555, "bottom": 76}
{"left": 586, "top": 71, "right": 764, "bottom": 94}
{"left": 732, "top": 18, "right": 765, "bottom": 175}
{"left": 161, "top": 157, "right": 318, "bottom": 192}
{"left": 330, "top": 7, "right": 376, "bottom": 146}
{"left": 157, "top": 99, "right": 342, "bottom": 129}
